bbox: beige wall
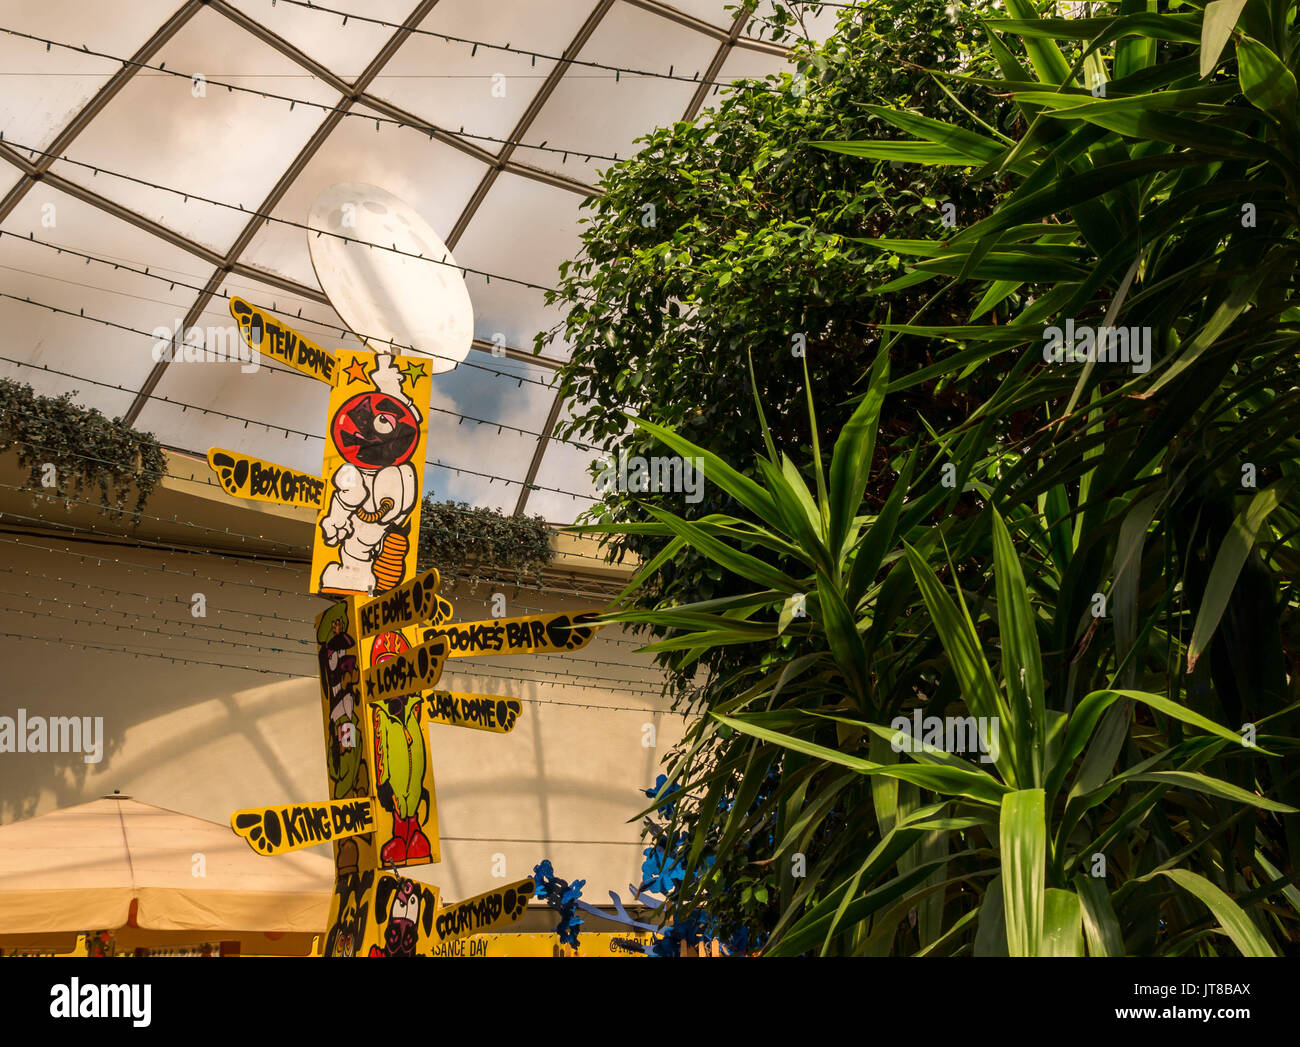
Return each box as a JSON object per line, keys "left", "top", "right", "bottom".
{"left": 0, "top": 450, "right": 683, "bottom": 904}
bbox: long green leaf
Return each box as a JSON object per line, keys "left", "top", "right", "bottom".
{"left": 1075, "top": 874, "right": 1124, "bottom": 956}
{"left": 1200, "top": 0, "right": 1248, "bottom": 78}
{"left": 1042, "top": 888, "right": 1085, "bottom": 956}
{"left": 991, "top": 510, "right": 1046, "bottom": 787}
{"left": 1145, "top": 869, "right": 1274, "bottom": 956}
{"left": 828, "top": 345, "right": 889, "bottom": 558}
{"left": 1187, "top": 482, "right": 1286, "bottom": 670}
{"left": 1000, "top": 789, "right": 1046, "bottom": 957}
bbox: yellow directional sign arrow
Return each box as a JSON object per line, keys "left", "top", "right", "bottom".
{"left": 231, "top": 796, "right": 376, "bottom": 856}
{"left": 206, "top": 448, "right": 325, "bottom": 509}
{"left": 357, "top": 567, "right": 453, "bottom": 637}
{"left": 422, "top": 691, "right": 522, "bottom": 733}
{"left": 363, "top": 636, "right": 449, "bottom": 702}
{"left": 230, "top": 297, "right": 337, "bottom": 384}
{"left": 424, "top": 611, "right": 602, "bottom": 658}
{"left": 433, "top": 879, "right": 536, "bottom": 945}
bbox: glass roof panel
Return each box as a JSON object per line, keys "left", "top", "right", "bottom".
{"left": 0, "top": 0, "right": 181, "bottom": 154}
{"left": 41, "top": 6, "right": 341, "bottom": 255}
{"left": 450, "top": 171, "right": 588, "bottom": 360}
{"left": 523, "top": 400, "right": 604, "bottom": 523}
{"left": 0, "top": 183, "right": 215, "bottom": 416}
{"left": 367, "top": 0, "right": 598, "bottom": 157}
{"left": 236, "top": 101, "right": 488, "bottom": 291}
{"left": 219, "top": 0, "right": 415, "bottom": 74}
{"left": 653, "top": 0, "right": 736, "bottom": 28}
{"left": 522, "top": 4, "right": 718, "bottom": 187}
{"left": 713, "top": 40, "right": 796, "bottom": 93}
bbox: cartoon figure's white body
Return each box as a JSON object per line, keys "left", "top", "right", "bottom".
{"left": 318, "top": 355, "right": 422, "bottom": 595}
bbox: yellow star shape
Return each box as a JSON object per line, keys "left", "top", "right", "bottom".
{"left": 343, "top": 357, "right": 370, "bottom": 385}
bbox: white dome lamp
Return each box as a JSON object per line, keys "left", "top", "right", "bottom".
{"left": 307, "top": 183, "right": 474, "bottom": 371}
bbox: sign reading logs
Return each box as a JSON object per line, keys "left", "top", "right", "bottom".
{"left": 231, "top": 296, "right": 337, "bottom": 384}
{"left": 363, "top": 636, "right": 449, "bottom": 702}
{"left": 358, "top": 568, "right": 452, "bottom": 637}
{"left": 207, "top": 448, "right": 325, "bottom": 510}
{"left": 424, "top": 611, "right": 602, "bottom": 658}
{"left": 230, "top": 797, "right": 374, "bottom": 856}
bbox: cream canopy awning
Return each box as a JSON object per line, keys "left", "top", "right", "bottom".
{"left": 0, "top": 795, "right": 332, "bottom": 954}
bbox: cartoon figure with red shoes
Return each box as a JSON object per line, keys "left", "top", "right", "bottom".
{"left": 318, "top": 354, "right": 422, "bottom": 595}
{"left": 370, "top": 632, "right": 433, "bottom": 865}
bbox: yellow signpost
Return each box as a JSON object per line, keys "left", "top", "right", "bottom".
{"left": 425, "top": 610, "right": 602, "bottom": 658}
{"left": 219, "top": 306, "right": 605, "bottom": 956}
{"left": 207, "top": 448, "right": 325, "bottom": 510}
{"left": 231, "top": 796, "right": 375, "bottom": 856}
{"left": 230, "top": 296, "right": 338, "bottom": 385}
{"left": 422, "top": 691, "right": 522, "bottom": 734}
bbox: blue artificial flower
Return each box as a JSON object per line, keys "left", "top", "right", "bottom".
{"left": 640, "top": 846, "right": 686, "bottom": 896}
{"left": 533, "top": 859, "right": 585, "bottom": 948}
{"left": 644, "top": 774, "right": 682, "bottom": 819}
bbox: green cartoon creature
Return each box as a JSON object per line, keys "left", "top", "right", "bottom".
{"left": 370, "top": 632, "right": 432, "bottom": 864}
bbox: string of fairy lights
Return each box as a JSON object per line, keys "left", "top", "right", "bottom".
{"left": 0, "top": 433, "right": 620, "bottom": 565}
{"left": 0, "top": 4, "right": 774, "bottom": 725}
{"left": 0, "top": 277, "right": 599, "bottom": 454}
{"left": 0, "top": 526, "right": 679, "bottom": 687}
{"left": 0, "top": 522, "right": 654, "bottom": 663}
{"left": 0, "top": 628, "right": 682, "bottom": 709}
{"left": 0, "top": 344, "right": 604, "bottom": 503}
{"left": 0, "top": 564, "right": 654, "bottom": 665}
{"left": 0, "top": 599, "right": 668, "bottom": 693}
{"left": 0, "top": 27, "right": 622, "bottom": 166}
{"left": 0, "top": 229, "right": 569, "bottom": 393}
{"left": 0, "top": 134, "right": 575, "bottom": 299}
{"left": 0, "top": 507, "right": 624, "bottom": 608}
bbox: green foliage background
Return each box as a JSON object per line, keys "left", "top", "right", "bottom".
{"left": 553, "top": 0, "right": 1300, "bottom": 955}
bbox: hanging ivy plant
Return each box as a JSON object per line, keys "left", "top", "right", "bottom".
{"left": 0, "top": 381, "right": 557, "bottom": 580}
{"left": 0, "top": 379, "right": 166, "bottom": 519}
{"left": 416, "top": 498, "right": 553, "bottom": 589}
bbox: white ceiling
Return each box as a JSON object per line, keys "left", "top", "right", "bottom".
{"left": 0, "top": 0, "right": 837, "bottom": 521}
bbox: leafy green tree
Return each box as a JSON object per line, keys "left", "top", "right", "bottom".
{"left": 581, "top": 0, "right": 1300, "bottom": 953}
{"left": 541, "top": 0, "right": 1008, "bottom": 696}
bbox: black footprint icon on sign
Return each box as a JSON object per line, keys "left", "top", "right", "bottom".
{"left": 545, "top": 613, "right": 598, "bottom": 650}
{"left": 235, "top": 809, "right": 282, "bottom": 853}
{"left": 211, "top": 452, "right": 250, "bottom": 496}
{"left": 502, "top": 880, "right": 535, "bottom": 921}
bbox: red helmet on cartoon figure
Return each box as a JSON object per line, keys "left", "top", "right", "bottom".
{"left": 332, "top": 392, "right": 419, "bottom": 470}
{"left": 370, "top": 632, "right": 410, "bottom": 663}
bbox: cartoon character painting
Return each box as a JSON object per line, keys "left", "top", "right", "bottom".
{"left": 318, "top": 354, "right": 425, "bottom": 595}
{"left": 370, "top": 631, "right": 434, "bottom": 865}
{"left": 368, "top": 876, "right": 437, "bottom": 957}
{"left": 318, "top": 602, "right": 367, "bottom": 802}
{"left": 324, "top": 868, "right": 375, "bottom": 958}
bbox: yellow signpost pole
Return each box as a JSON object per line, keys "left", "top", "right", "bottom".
{"left": 216, "top": 307, "right": 605, "bottom": 956}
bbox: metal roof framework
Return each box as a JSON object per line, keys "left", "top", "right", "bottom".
{"left": 0, "top": 0, "right": 831, "bottom": 522}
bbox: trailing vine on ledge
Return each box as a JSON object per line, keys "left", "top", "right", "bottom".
{"left": 416, "top": 498, "right": 553, "bottom": 589}
{"left": 0, "top": 379, "right": 166, "bottom": 519}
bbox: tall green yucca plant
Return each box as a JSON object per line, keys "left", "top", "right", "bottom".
{"left": 584, "top": 360, "right": 1297, "bottom": 954}
{"left": 807, "top": 0, "right": 1300, "bottom": 943}
{"left": 719, "top": 509, "right": 1294, "bottom": 955}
